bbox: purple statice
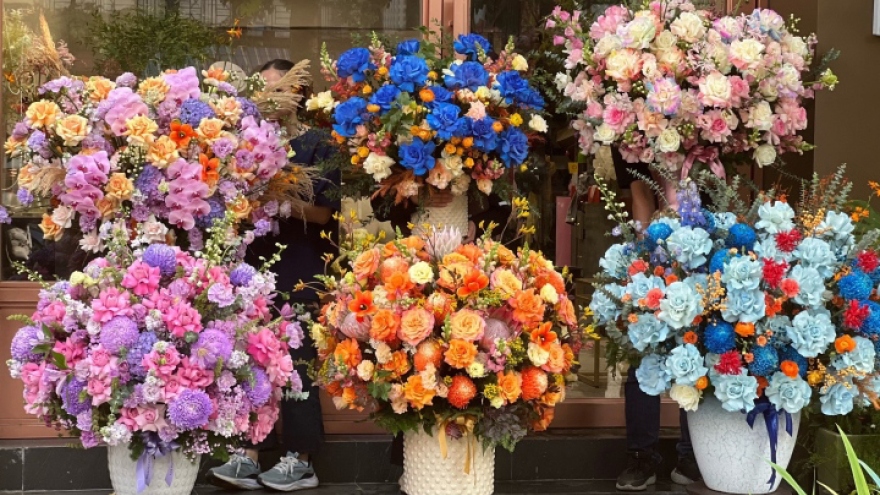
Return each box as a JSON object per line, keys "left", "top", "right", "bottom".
{"left": 99, "top": 316, "right": 140, "bottom": 354}
{"left": 677, "top": 181, "right": 705, "bottom": 227}
{"left": 127, "top": 332, "right": 159, "bottom": 378}
{"left": 191, "top": 329, "right": 233, "bottom": 368}
{"left": 17, "top": 188, "right": 34, "bottom": 206}
{"left": 115, "top": 72, "right": 138, "bottom": 87}
{"left": 178, "top": 98, "right": 215, "bottom": 128}
{"left": 61, "top": 378, "right": 91, "bottom": 416}
{"left": 131, "top": 204, "right": 150, "bottom": 222}
{"left": 167, "top": 389, "right": 213, "bottom": 430}
{"left": 253, "top": 219, "right": 272, "bottom": 237}
{"left": 229, "top": 263, "right": 257, "bottom": 287}
{"left": 78, "top": 213, "right": 98, "bottom": 233}
{"left": 211, "top": 138, "right": 235, "bottom": 159}
{"left": 134, "top": 165, "right": 165, "bottom": 203}
{"left": 0, "top": 206, "right": 10, "bottom": 224}
{"left": 142, "top": 243, "right": 177, "bottom": 276}
{"left": 262, "top": 201, "right": 279, "bottom": 218}
{"left": 195, "top": 196, "right": 225, "bottom": 229}
{"left": 207, "top": 283, "right": 236, "bottom": 308}
{"left": 11, "top": 325, "right": 43, "bottom": 361}
{"left": 237, "top": 97, "right": 261, "bottom": 120}
{"left": 242, "top": 367, "right": 271, "bottom": 406}
{"left": 11, "top": 122, "right": 29, "bottom": 140}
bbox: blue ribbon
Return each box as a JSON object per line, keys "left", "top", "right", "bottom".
{"left": 745, "top": 399, "right": 793, "bottom": 487}
{"left": 135, "top": 435, "right": 177, "bottom": 493}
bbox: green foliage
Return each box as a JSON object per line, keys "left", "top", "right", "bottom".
{"left": 86, "top": 10, "right": 222, "bottom": 78}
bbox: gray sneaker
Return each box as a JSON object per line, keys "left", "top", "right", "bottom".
{"left": 258, "top": 452, "right": 319, "bottom": 492}
{"left": 207, "top": 454, "right": 263, "bottom": 490}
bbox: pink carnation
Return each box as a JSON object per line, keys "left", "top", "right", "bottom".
{"left": 266, "top": 350, "right": 294, "bottom": 388}
{"left": 247, "top": 400, "right": 280, "bottom": 444}
{"left": 121, "top": 261, "right": 161, "bottom": 296}
{"left": 87, "top": 377, "right": 112, "bottom": 405}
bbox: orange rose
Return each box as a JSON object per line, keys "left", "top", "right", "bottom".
{"left": 147, "top": 136, "right": 180, "bottom": 168}
{"left": 39, "top": 213, "right": 63, "bottom": 241}
{"left": 381, "top": 257, "right": 410, "bottom": 281}
{"left": 370, "top": 309, "right": 400, "bottom": 343}
{"left": 542, "top": 343, "right": 566, "bottom": 374}
{"left": 490, "top": 269, "right": 523, "bottom": 299}
{"left": 382, "top": 350, "right": 412, "bottom": 378}
{"left": 209, "top": 96, "right": 243, "bottom": 124}
{"left": 414, "top": 340, "right": 444, "bottom": 372}
{"left": 541, "top": 388, "right": 565, "bottom": 407}
{"left": 558, "top": 297, "right": 577, "bottom": 327}
{"left": 398, "top": 307, "right": 435, "bottom": 346}
{"left": 96, "top": 197, "right": 118, "bottom": 219}
{"left": 197, "top": 118, "right": 226, "bottom": 143}
{"left": 124, "top": 115, "right": 158, "bottom": 146}
{"left": 86, "top": 77, "right": 115, "bottom": 101}
{"left": 55, "top": 114, "right": 91, "bottom": 146}
{"left": 403, "top": 375, "right": 435, "bottom": 410}
{"left": 105, "top": 173, "right": 135, "bottom": 201}
{"left": 444, "top": 339, "right": 477, "bottom": 369}
{"left": 535, "top": 270, "right": 566, "bottom": 296}
{"left": 401, "top": 236, "right": 426, "bottom": 254}
{"left": 425, "top": 292, "right": 454, "bottom": 321}
{"left": 455, "top": 244, "right": 484, "bottom": 265}
{"left": 333, "top": 338, "right": 363, "bottom": 369}
{"left": 228, "top": 195, "right": 252, "bottom": 220}
{"left": 780, "top": 360, "right": 800, "bottom": 378}
{"left": 26, "top": 101, "right": 60, "bottom": 129}
{"left": 137, "top": 77, "right": 170, "bottom": 98}
{"left": 449, "top": 309, "right": 486, "bottom": 342}
{"left": 497, "top": 371, "right": 522, "bottom": 403}
{"left": 510, "top": 289, "right": 546, "bottom": 327}
{"left": 561, "top": 344, "right": 575, "bottom": 373}
{"left": 353, "top": 248, "right": 381, "bottom": 281}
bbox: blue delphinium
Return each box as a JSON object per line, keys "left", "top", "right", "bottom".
{"left": 332, "top": 97, "right": 368, "bottom": 137}
{"left": 748, "top": 345, "right": 779, "bottom": 377}
{"left": 336, "top": 47, "right": 375, "bottom": 82}
{"left": 498, "top": 127, "right": 529, "bottom": 166}
{"left": 389, "top": 55, "right": 429, "bottom": 92}
{"left": 837, "top": 270, "right": 873, "bottom": 301}
{"left": 398, "top": 138, "right": 436, "bottom": 176}
{"left": 453, "top": 33, "right": 491, "bottom": 60}
{"left": 726, "top": 223, "right": 757, "bottom": 251}
{"left": 820, "top": 381, "right": 856, "bottom": 416}
{"left": 704, "top": 320, "right": 736, "bottom": 354}
{"left": 444, "top": 61, "right": 489, "bottom": 91}
{"left": 677, "top": 181, "right": 705, "bottom": 227}
{"left": 628, "top": 314, "right": 671, "bottom": 352}
{"left": 664, "top": 344, "right": 709, "bottom": 386}
{"left": 765, "top": 372, "right": 812, "bottom": 413}
{"left": 426, "top": 102, "right": 461, "bottom": 140}
{"left": 787, "top": 309, "right": 836, "bottom": 358}
{"left": 636, "top": 354, "right": 671, "bottom": 396}
{"left": 370, "top": 85, "right": 401, "bottom": 114}
{"left": 713, "top": 373, "right": 759, "bottom": 412}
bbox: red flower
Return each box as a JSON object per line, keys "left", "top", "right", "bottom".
{"left": 762, "top": 259, "right": 788, "bottom": 289}
{"left": 775, "top": 229, "right": 802, "bottom": 253}
{"left": 347, "top": 291, "right": 376, "bottom": 322}
{"left": 844, "top": 300, "right": 871, "bottom": 330}
{"left": 780, "top": 278, "right": 800, "bottom": 298}
{"left": 457, "top": 269, "right": 489, "bottom": 298}
{"left": 857, "top": 250, "right": 880, "bottom": 273}
{"left": 714, "top": 351, "right": 743, "bottom": 375}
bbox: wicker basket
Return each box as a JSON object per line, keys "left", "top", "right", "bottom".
{"left": 399, "top": 428, "right": 495, "bottom": 495}
{"left": 107, "top": 445, "right": 200, "bottom": 495}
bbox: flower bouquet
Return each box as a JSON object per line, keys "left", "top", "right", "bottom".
{"left": 310, "top": 220, "right": 581, "bottom": 494}
{"left": 546, "top": 2, "right": 837, "bottom": 196}
{"left": 590, "top": 170, "right": 880, "bottom": 494}
{"left": 6, "top": 216, "right": 305, "bottom": 495}
{"left": 3, "top": 66, "right": 314, "bottom": 256}
{"left": 309, "top": 33, "right": 546, "bottom": 232}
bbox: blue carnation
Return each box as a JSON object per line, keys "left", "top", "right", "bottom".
{"left": 778, "top": 345, "right": 808, "bottom": 378}
{"left": 390, "top": 55, "right": 429, "bottom": 92}
{"left": 332, "top": 97, "right": 368, "bottom": 137}
{"left": 636, "top": 354, "right": 671, "bottom": 396}
{"left": 370, "top": 85, "right": 401, "bottom": 113}
{"left": 337, "top": 47, "right": 375, "bottom": 82}
{"left": 628, "top": 314, "right": 671, "bottom": 352}
{"left": 426, "top": 103, "right": 461, "bottom": 140}
{"left": 179, "top": 98, "right": 215, "bottom": 128}
{"left": 498, "top": 127, "right": 529, "bottom": 166}
{"left": 664, "top": 344, "right": 709, "bottom": 386}
{"left": 705, "top": 320, "right": 736, "bottom": 354}
{"left": 396, "top": 39, "right": 421, "bottom": 56}
{"left": 645, "top": 222, "right": 674, "bottom": 249}
{"left": 453, "top": 33, "right": 491, "bottom": 60}
{"left": 726, "top": 223, "right": 757, "bottom": 251}
{"left": 713, "top": 372, "right": 759, "bottom": 412}
{"left": 469, "top": 117, "right": 498, "bottom": 152}
{"left": 838, "top": 270, "right": 873, "bottom": 301}
{"left": 709, "top": 250, "right": 734, "bottom": 274}
{"left": 748, "top": 345, "right": 779, "bottom": 377}
{"left": 444, "top": 61, "right": 489, "bottom": 91}
{"left": 398, "top": 138, "right": 436, "bottom": 176}
{"left": 821, "top": 381, "right": 856, "bottom": 416}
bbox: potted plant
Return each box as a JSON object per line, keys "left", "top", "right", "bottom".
{"left": 813, "top": 409, "right": 880, "bottom": 493}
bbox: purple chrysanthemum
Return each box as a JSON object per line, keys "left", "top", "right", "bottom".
{"left": 142, "top": 243, "right": 177, "bottom": 276}
{"left": 99, "top": 316, "right": 140, "bottom": 354}
{"left": 167, "top": 389, "right": 213, "bottom": 430}
{"left": 237, "top": 97, "right": 261, "bottom": 120}
{"left": 195, "top": 196, "right": 225, "bottom": 229}
{"left": 178, "top": 98, "right": 215, "bottom": 128}
{"left": 229, "top": 264, "right": 257, "bottom": 287}
{"left": 242, "top": 367, "right": 272, "bottom": 406}
{"left": 191, "top": 329, "right": 233, "bottom": 368}
{"left": 115, "top": 73, "right": 138, "bottom": 87}
{"left": 134, "top": 165, "right": 164, "bottom": 203}
{"left": 17, "top": 188, "right": 34, "bottom": 206}
{"left": 11, "top": 325, "right": 43, "bottom": 361}
{"left": 127, "top": 332, "right": 159, "bottom": 378}
{"left": 62, "top": 378, "right": 91, "bottom": 416}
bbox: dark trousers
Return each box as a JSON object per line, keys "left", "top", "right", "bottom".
{"left": 625, "top": 368, "right": 692, "bottom": 462}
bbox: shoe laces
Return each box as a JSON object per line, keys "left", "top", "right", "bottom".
{"left": 271, "top": 454, "right": 304, "bottom": 477}
{"left": 227, "top": 454, "right": 254, "bottom": 476}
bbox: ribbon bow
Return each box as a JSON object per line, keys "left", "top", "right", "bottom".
{"left": 437, "top": 415, "right": 478, "bottom": 475}
{"left": 681, "top": 146, "right": 726, "bottom": 181}
{"left": 745, "top": 400, "right": 793, "bottom": 487}
{"left": 136, "top": 437, "right": 177, "bottom": 493}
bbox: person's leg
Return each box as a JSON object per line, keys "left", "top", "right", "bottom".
{"left": 618, "top": 368, "right": 662, "bottom": 491}
{"left": 629, "top": 180, "right": 657, "bottom": 228}
{"left": 671, "top": 409, "right": 702, "bottom": 485}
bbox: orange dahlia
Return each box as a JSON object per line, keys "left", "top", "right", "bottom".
{"left": 448, "top": 375, "right": 477, "bottom": 409}
{"left": 521, "top": 366, "right": 549, "bottom": 400}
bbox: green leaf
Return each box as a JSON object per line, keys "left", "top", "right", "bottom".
{"left": 51, "top": 352, "right": 68, "bottom": 370}
{"left": 859, "top": 460, "right": 880, "bottom": 488}
{"left": 768, "top": 461, "right": 809, "bottom": 495}
{"left": 838, "top": 425, "right": 871, "bottom": 495}
{"left": 31, "top": 343, "right": 52, "bottom": 355}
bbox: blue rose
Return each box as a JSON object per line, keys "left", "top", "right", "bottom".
{"left": 655, "top": 217, "right": 682, "bottom": 230}
{"left": 396, "top": 38, "right": 421, "bottom": 56}
{"left": 426, "top": 103, "right": 461, "bottom": 140}
{"left": 337, "top": 47, "right": 375, "bottom": 82}
{"left": 495, "top": 71, "right": 545, "bottom": 110}
{"left": 370, "top": 85, "right": 401, "bottom": 113}
{"left": 636, "top": 354, "right": 671, "bottom": 396}
{"left": 756, "top": 201, "right": 795, "bottom": 234}
{"left": 628, "top": 314, "right": 671, "bottom": 352}
{"left": 453, "top": 33, "right": 491, "bottom": 60}
{"left": 658, "top": 282, "right": 704, "bottom": 330}
{"left": 713, "top": 372, "right": 759, "bottom": 412}
{"left": 820, "top": 381, "right": 856, "bottom": 415}
{"left": 599, "top": 243, "right": 634, "bottom": 279}
{"left": 332, "top": 97, "right": 368, "bottom": 137}
{"left": 398, "top": 138, "right": 436, "bottom": 176}
{"left": 425, "top": 86, "right": 453, "bottom": 106}
{"left": 764, "top": 315, "right": 793, "bottom": 343}
{"left": 664, "top": 344, "right": 709, "bottom": 386}
{"left": 721, "top": 256, "right": 762, "bottom": 291}
{"left": 704, "top": 320, "right": 736, "bottom": 354}
{"left": 794, "top": 237, "right": 839, "bottom": 279}
{"left": 390, "top": 55, "right": 429, "bottom": 92}
{"left": 666, "top": 226, "right": 712, "bottom": 269}
{"left": 818, "top": 211, "right": 855, "bottom": 249}
{"left": 787, "top": 309, "right": 836, "bottom": 358}
{"left": 832, "top": 336, "right": 876, "bottom": 374}
{"left": 626, "top": 272, "right": 666, "bottom": 302}
{"left": 444, "top": 61, "right": 489, "bottom": 91}
{"left": 498, "top": 127, "right": 529, "bottom": 166}
{"left": 469, "top": 117, "right": 498, "bottom": 152}
{"left": 837, "top": 270, "right": 873, "bottom": 301}
{"left": 765, "top": 372, "right": 812, "bottom": 413}
{"left": 722, "top": 288, "right": 767, "bottom": 324}
{"left": 789, "top": 265, "right": 826, "bottom": 308}
{"left": 589, "top": 284, "right": 624, "bottom": 324}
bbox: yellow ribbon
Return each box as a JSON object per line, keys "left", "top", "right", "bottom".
{"left": 437, "top": 415, "right": 477, "bottom": 475}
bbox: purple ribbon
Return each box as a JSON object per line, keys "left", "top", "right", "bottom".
{"left": 745, "top": 399, "right": 793, "bottom": 486}
{"left": 135, "top": 436, "right": 177, "bottom": 493}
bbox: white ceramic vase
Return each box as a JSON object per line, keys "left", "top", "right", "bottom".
{"left": 399, "top": 428, "right": 495, "bottom": 495}
{"left": 107, "top": 445, "right": 201, "bottom": 495}
{"left": 411, "top": 193, "right": 469, "bottom": 236}
{"left": 687, "top": 397, "right": 800, "bottom": 494}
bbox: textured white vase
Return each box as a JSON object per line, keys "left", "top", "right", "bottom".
{"left": 687, "top": 397, "right": 800, "bottom": 494}
{"left": 399, "top": 429, "right": 495, "bottom": 495}
{"left": 411, "top": 194, "right": 469, "bottom": 236}
{"left": 107, "top": 445, "right": 200, "bottom": 495}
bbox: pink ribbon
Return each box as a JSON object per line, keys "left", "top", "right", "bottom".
{"left": 681, "top": 146, "right": 726, "bottom": 181}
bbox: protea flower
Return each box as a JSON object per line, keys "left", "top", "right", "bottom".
{"left": 424, "top": 226, "right": 462, "bottom": 260}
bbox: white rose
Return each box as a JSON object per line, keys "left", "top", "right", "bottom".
{"left": 540, "top": 284, "right": 559, "bottom": 305}
{"left": 477, "top": 178, "right": 493, "bottom": 195}
{"left": 408, "top": 261, "right": 434, "bottom": 284}
{"left": 139, "top": 216, "right": 169, "bottom": 244}
{"left": 670, "top": 384, "right": 702, "bottom": 412}
{"left": 745, "top": 101, "right": 773, "bottom": 131}
{"left": 594, "top": 123, "right": 617, "bottom": 145}
{"left": 594, "top": 34, "right": 623, "bottom": 58}
{"left": 782, "top": 35, "right": 809, "bottom": 58}
{"left": 657, "top": 48, "right": 684, "bottom": 72}
{"left": 730, "top": 38, "right": 765, "bottom": 70}
{"left": 511, "top": 54, "right": 529, "bottom": 71}
{"left": 777, "top": 64, "right": 802, "bottom": 92}
{"left": 527, "top": 342, "right": 550, "bottom": 367}
{"left": 605, "top": 49, "right": 642, "bottom": 81}
{"left": 356, "top": 360, "right": 375, "bottom": 381}
{"left": 555, "top": 73, "right": 572, "bottom": 92}
{"left": 528, "top": 114, "right": 548, "bottom": 133}
{"left": 653, "top": 30, "right": 678, "bottom": 51}
{"left": 490, "top": 396, "right": 505, "bottom": 408}
{"left": 451, "top": 174, "right": 471, "bottom": 196}
{"left": 641, "top": 55, "right": 660, "bottom": 80}
{"left": 441, "top": 153, "right": 464, "bottom": 177}
{"left": 51, "top": 206, "right": 74, "bottom": 229}
{"left": 753, "top": 144, "right": 777, "bottom": 167}
{"left": 670, "top": 12, "right": 706, "bottom": 43}
{"left": 699, "top": 71, "right": 732, "bottom": 107}
{"left": 624, "top": 17, "right": 657, "bottom": 49}
{"left": 363, "top": 152, "right": 395, "bottom": 181}
{"left": 656, "top": 128, "right": 681, "bottom": 153}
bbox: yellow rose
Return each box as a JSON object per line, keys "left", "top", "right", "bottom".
{"left": 147, "top": 136, "right": 180, "bottom": 168}
{"left": 449, "top": 309, "right": 486, "bottom": 342}
{"left": 55, "top": 115, "right": 92, "bottom": 146}
{"left": 26, "top": 101, "right": 60, "bottom": 129}
{"left": 228, "top": 195, "right": 252, "bottom": 220}
{"left": 197, "top": 118, "right": 226, "bottom": 143}
{"left": 106, "top": 173, "right": 135, "bottom": 201}
{"left": 39, "top": 214, "right": 63, "bottom": 241}
{"left": 87, "top": 77, "right": 116, "bottom": 102}
{"left": 96, "top": 197, "right": 119, "bottom": 219}
{"left": 209, "top": 96, "right": 243, "bottom": 124}
{"left": 407, "top": 261, "right": 434, "bottom": 284}
{"left": 490, "top": 269, "right": 523, "bottom": 299}
{"left": 124, "top": 115, "right": 158, "bottom": 146}
{"left": 17, "top": 164, "right": 37, "bottom": 189}
{"left": 137, "top": 77, "right": 170, "bottom": 101}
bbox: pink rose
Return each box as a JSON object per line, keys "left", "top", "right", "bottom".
{"left": 88, "top": 377, "right": 112, "bottom": 405}
{"left": 36, "top": 300, "right": 67, "bottom": 325}
{"left": 177, "top": 357, "right": 214, "bottom": 389}
{"left": 121, "top": 261, "right": 161, "bottom": 296}
{"left": 247, "top": 400, "right": 280, "bottom": 444}
{"left": 144, "top": 347, "right": 181, "bottom": 378}
{"left": 163, "top": 302, "right": 203, "bottom": 338}
{"left": 267, "top": 350, "right": 294, "bottom": 388}
{"left": 53, "top": 340, "right": 85, "bottom": 367}
{"left": 247, "top": 328, "right": 281, "bottom": 367}
{"left": 92, "top": 288, "right": 133, "bottom": 324}
{"left": 163, "top": 375, "right": 183, "bottom": 401}
{"left": 586, "top": 101, "right": 604, "bottom": 119}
